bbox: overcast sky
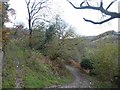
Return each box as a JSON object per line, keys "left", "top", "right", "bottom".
{"left": 5, "top": 0, "right": 119, "bottom": 36}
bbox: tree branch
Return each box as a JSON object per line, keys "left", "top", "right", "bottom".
{"left": 32, "top": 17, "right": 50, "bottom": 27}
{"left": 80, "top": 1, "right": 85, "bottom": 7}
{"left": 106, "top": 0, "right": 117, "bottom": 10}
{"left": 31, "top": 0, "right": 36, "bottom": 10}
{"left": 30, "top": 0, "right": 47, "bottom": 14}
{"left": 67, "top": 0, "right": 120, "bottom": 24}
{"left": 30, "top": 2, "right": 41, "bottom": 14}
{"left": 25, "top": 0, "right": 30, "bottom": 6}
{"left": 86, "top": 1, "right": 90, "bottom": 6}
{"left": 67, "top": 0, "right": 118, "bottom": 16}
{"left": 100, "top": 0, "right": 103, "bottom": 8}
{"left": 31, "top": 6, "right": 46, "bottom": 19}
{"left": 30, "top": 1, "right": 47, "bottom": 18}
{"left": 83, "top": 17, "right": 114, "bottom": 24}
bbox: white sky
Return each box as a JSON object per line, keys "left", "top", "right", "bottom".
{"left": 5, "top": 0, "right": 119, "bottom": 36}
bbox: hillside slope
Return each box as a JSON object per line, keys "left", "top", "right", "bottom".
{"left": 2, "top": 38, "right": 73, "bottom": 88}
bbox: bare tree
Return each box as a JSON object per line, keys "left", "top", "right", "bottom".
{"left": 25, "top": 0, "right": 49, "bottom": 48}
{"left": 67, "top": 0, "right": 120, "bottom": 24}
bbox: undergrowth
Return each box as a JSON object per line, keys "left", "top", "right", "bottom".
{"left": 85, "top": 73, "right": 116, "bottom": 88}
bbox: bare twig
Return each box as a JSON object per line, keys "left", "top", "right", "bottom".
{"left": 106, "top": 0, "right": 117, "bottom": 10}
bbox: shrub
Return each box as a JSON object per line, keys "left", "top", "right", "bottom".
{"left": 80, "top": 58, "right": 93, "bottom": 69}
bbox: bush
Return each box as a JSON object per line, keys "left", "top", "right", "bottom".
{"left": 80, "top": 58, "right": 93, "bottom": 69}
{"left": 91, "top": 43, "right": 118, "bottom": 81}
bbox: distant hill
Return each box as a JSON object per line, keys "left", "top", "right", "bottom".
{"left": 91, "top": 30, "right": 119, "bottom": 42}
{"left": 82, "top": 30, "right": 119, "bottom": 43}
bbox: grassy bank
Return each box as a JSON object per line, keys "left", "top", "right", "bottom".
{"left": 2, "top": 39, "right": 73, "bottom": 88}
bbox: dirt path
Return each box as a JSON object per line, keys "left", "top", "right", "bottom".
{"left": 49, "top": 65, "right": 92, "bottom": 88}
{"left": 60, "top": 65, "right": 92, "bottom": 88}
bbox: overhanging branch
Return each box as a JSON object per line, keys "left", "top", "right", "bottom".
{"left": 83, "top": 17, "right": 114, "bottom": 24}
{"left": 67, "top": 0, "right": 120, "bottom": 24}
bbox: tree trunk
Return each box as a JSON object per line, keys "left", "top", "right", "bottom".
{"left": 28, "top": 18, "right": 32, "bottom": 49}
{"left": 29, "top": 29, "right": 32, "bottom": 49}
